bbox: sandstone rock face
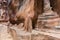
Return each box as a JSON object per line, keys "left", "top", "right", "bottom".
{"left": 50, "top": 0, "right": 60, "bottom": 16}
{"left": 0, "top": 0, "right": 60, "bottom": 40}
{"left": 57, "top": 0, "right": 60, "bottom": 14}
{"left": 35, "top": 0, "right": 43, "bottom": 14}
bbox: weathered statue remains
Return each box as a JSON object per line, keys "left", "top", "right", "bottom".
{"left": 0, "top": 0, "right": 9, "bottom": 22}
{"left": 9, "top": 0, "right": 35, "bottom": 32}
{"left": 37, "top": 0, "right": 59, "bottom": 30}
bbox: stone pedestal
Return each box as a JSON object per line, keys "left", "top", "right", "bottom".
{"left": 37, "top": 11, "right": 60, "bottom": 29}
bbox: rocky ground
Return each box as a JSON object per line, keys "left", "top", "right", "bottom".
{"left": 0, "top": 22, "right": 60, "bottom": 40}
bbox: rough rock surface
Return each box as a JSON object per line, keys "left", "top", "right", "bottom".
{"left": 0, "top": 23, "right": 13, "bottom": 40}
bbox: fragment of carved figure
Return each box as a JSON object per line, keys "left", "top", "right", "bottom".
{"left": 37, "top": 0, "right": 59, "bottom": 29}
{"left": 44, "top": 0, "right": 51, "bottom": 11}
{"left": 0, "top": 9, "right": 5, "bottom": 17}
{"left": 0, "top": 0, "right": 9, "bottom": 21}
{"left": 41, "top": 0, "right": 59, "bottom": 18}
{"left": 44, "top": 0, "right": 59, "bottom": 28}
{"left": 9, "top": 0, "right": 34, "bottom": 32}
